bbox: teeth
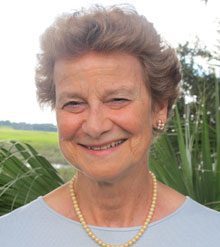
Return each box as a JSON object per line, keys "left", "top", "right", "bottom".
{"left": 87, "top": 140, "right": 124, "bottom": 151}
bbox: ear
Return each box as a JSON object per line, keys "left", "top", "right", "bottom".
{"left": 152, "top": 101, "right": 168, "bottom": 128}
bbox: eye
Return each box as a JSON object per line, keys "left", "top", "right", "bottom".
{"left": 62, "top": 101, "right": 86, "bottom": 113}
{"left": 112, "top": 98, "right": 130, "bottom": 103}
{"left": 106, "top": 98, "right": 130, "bottom": 109}
{"left": 112, "top": 98, "right": 128, "bottom": 102}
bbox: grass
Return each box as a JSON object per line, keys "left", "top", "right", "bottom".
{"left": 0, "top": 127, "right": 57, "bottom": 144}
{"left": 0, "top": 127, "right": 67, "bottom": 165}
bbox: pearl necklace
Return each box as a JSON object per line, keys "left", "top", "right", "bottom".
{"left": 69, "top": 171, "right": 157, "bottom": 247}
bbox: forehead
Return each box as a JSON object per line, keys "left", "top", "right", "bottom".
{"left": 53, "top": 52, "right": 147, "bottom": 95}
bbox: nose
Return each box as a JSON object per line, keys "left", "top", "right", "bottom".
{"left": 81, "top": 105, "right": 113, "bottom": 138}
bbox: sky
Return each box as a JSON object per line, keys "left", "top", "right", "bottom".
{"left": 0, "top": 0, "right": 219, "bottom": 125}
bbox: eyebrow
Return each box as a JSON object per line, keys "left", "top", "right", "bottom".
{"left": 102, "top": 86, "right": 135, "bottom": 97}
{"left": 57, "top": 92, "right": 84, "bottom": 103}
{"left": 57, "top": 85, "right": 137, "bottom": 103}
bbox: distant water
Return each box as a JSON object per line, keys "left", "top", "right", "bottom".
{"left": 52, "top": 163, "right": 67, "bottom": 169}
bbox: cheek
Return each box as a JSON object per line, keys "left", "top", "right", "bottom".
{"left": 112, "top": 103, "right": 152, "bottom": 135}
{"left": 59, "top": 139, "right": 78, "bottom": 158}
{"left": 114, "top": 105, "right": 153, "bottom": 156}
{"left": 56, "top": 112, "right": 81, "bottom": 165}
{"left": 56, "top": 111, "right": 82, "bottom": 140}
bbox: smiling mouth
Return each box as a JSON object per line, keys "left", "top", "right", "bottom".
{"left": 79, "top": 139, "right": 127, "bottom": 151}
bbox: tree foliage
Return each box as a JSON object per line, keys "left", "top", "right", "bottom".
{"left": 0, "top": 120, "right": 57, "bottom": 132}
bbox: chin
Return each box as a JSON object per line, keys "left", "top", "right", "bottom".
{"left": 60, "top": 137, "right": 149, "bottom": 183}
{"left": 76, "top": 162, "right": 128, "bottom": 183}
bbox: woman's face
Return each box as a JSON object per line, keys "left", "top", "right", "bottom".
{"left": 54, "top": 52, "right": 166, "bottom": 182}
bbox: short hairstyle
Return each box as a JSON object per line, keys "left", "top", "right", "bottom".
{"left": 35, "top": 5, "right": 181, "bottom": 116}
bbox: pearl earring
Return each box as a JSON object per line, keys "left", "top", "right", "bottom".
{"left": 156, "top": 119, "right": 165, "bottom": 130}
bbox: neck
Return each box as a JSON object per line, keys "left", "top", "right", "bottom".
{"left": 73, "top": 166, "right": 154, "bottom": 227}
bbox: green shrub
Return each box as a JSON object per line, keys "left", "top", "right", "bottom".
{"left": 150, "top": 78, "right": 220, "bottom": 211}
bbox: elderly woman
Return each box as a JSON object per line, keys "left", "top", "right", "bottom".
{"left": 1, "top": 5, "right": 220, "bottom": 247}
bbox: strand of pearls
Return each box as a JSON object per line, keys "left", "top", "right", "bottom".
{"left": 69, "top": 171, "right": 157, "bottom": 247}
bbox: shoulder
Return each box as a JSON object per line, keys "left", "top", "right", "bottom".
{"left": 184, "top": 197, "right": 220, "bottom": 215}
{"left": 0, "top": 196, "right": 93, "bottom": 247}
{"left": 0, "top": 197, "right": 46, "bottom": 246}
{"left": 156, "top": 182, "right": 220, "bottom": 226}
{"left": 160, "top": 196, "right": 220, "bottom": 228}
{"left": 148, "top": 197, "right": 220, "bottom": 246}
{"left": 183, "top": 197, "right": 220, "bottom": 224}
{"left": 154, "top": 195, "right": 220, "bottom": 231}
{"left": 0, "top": 197, "right": 43, "bottom": 226}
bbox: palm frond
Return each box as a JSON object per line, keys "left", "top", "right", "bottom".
{"left": 0, "top": 140, "right": 64, "bottom": 216}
